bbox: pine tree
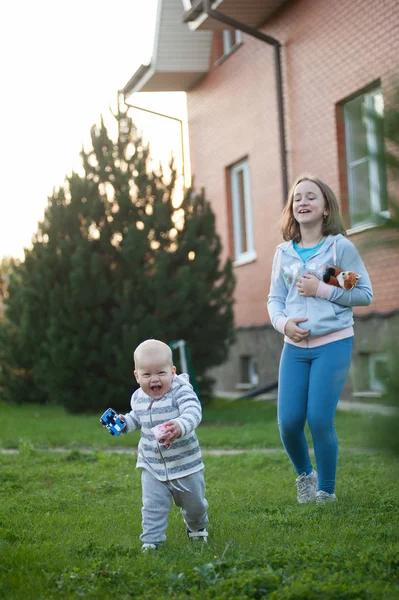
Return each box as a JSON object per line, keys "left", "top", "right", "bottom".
{"left": 0, "top": 107, "right": 235, "bottom": 411}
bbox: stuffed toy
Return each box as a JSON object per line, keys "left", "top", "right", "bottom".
{"left": 323, "top": 266, "right": 361, "bottom": 290}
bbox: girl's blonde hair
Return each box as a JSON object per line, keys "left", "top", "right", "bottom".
{"left": 281, "top": 174, "right": 346, "bottom": 241}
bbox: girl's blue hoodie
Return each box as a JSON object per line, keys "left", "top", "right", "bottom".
{"left": 267, "top": 234, "right": 373, "bottom": 338}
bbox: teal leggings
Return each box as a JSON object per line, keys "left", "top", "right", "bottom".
{"left": 278, "top": 338, "right": 353, "bottom": 494}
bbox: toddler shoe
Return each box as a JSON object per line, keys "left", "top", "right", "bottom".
{"left": 187, "top": 527, "right": 208, "bottom": 542}
{"left": 316, "top": 491, "right": 337, "bottom": 504}
{"left": 141, "top": 543, "right": 158, "bottom": 552}
{"left": 295, "top": 470, "right": 318, "bottom": 503}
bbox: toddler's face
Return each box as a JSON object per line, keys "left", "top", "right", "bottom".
{"left": 135, "top": 358, "right": 176, "bottom": 400}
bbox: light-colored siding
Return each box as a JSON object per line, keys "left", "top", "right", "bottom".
{"left": 155, "top": 0, "right": 212, "bottom": 73}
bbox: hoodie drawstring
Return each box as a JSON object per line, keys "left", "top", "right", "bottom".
{"left": 274, "top": 248, "right": 283, "bottom": 282}
{"left": 332, "top": 239, "right": 337, "bottom": 266}
{"left": 169, "top": 479, "right": 192, "bottom": 493}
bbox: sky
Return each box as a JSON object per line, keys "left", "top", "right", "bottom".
{"left": 0, "top": 0, "right": 188, "bottom": 260}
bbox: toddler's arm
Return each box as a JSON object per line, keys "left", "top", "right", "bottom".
{"left": 121, "top": 390, "right": 141, "bottom": 433}
{"left": 169, "top": 377, "right": 202, "bottom": 438}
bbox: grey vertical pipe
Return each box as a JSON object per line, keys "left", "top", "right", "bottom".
{"left": 200, "top": 0, "right": 289, "bottom": 203}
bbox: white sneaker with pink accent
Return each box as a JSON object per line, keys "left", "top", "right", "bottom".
{"left": 295, "top": 470, "right": 318, "bottom": 503}
{"left": 316, "top": 491, "right": 337, "bottom": 504}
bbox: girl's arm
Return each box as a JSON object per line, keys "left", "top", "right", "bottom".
{"left": 316, "top": 239, "right": 373, "bottom": 307}
{"left": 267, "top": 249, "right": 290, "bottom": 334}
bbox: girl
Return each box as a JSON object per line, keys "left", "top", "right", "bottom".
{"left": 268, "top": 174, "right": 373, "bottom": 503}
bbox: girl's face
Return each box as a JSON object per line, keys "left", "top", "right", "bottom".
{"left": 292, "top": 180, "right": 328, "bottom": 227}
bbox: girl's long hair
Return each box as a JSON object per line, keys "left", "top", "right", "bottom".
{"left": 281, "top": 174, "right": 346, "bottom": 241}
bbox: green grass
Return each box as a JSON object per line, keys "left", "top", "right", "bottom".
{"left": 1, "top": 401, "right": 398, "bottom": 599}
{"left": 0, "top": 398, "right": 385, "bottom": 450}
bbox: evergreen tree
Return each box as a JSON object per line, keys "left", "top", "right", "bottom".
{"left": 0, "top": 107, "right": 235, "bottom": 411}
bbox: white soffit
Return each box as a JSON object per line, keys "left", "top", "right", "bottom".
{"left": 122, "top": 0, "right": 212, "bottom": 96}
{"left": 183, "top": 0, "right": 291, "bottom": 31}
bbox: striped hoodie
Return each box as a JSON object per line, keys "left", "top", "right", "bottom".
{"left": 123, "top": 373, "right": 204, "bottom": 481}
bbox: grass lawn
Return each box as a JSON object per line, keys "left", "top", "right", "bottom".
{"left": 0, "top": 398, "right": 387, "bottom": 450}
{"left": 1, "top": 400, "right": 398, "bottom": 599}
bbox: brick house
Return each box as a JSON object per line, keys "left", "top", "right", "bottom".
{"left": 122, "top": 0, "right": 399, "bottom": 399}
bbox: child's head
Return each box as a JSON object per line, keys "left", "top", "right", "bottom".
{"left": 134, "top": 339, "right": 176, "bottom": 400}
{"left": 281, "top": 174, "right": 346, "bottom": 241}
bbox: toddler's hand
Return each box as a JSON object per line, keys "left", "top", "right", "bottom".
{"left": 118, "top": 414, "right": 126, "bottom": 423}
{"left": 163, "top": 420, "right": 182, "bottom": 442}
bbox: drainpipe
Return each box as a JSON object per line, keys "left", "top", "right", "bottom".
{"left": 194, "top": 0, "right": 289, "bottom": 203}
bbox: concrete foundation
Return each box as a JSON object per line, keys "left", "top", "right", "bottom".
{"left": 211, "top": 312, "right": 399, "bottom": 401}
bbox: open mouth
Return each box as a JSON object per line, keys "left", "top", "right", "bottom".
{"left": 151, "top": 385, "right": 162, "bottom": 394}
{"left": 298, "top": 209, "right": 311, "bottom": 214}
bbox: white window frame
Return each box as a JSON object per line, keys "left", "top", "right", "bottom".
{"left": 236, "top": 355, "right": 259, "bottom": 390}
{"left": 344, "top": 87, "right": 389, "bottom": 231}
{"left": 230, "top": 158, "right": 256, "bottom": 266}
{"left": 222, "top": 29, "right": 243, "bottom": 56}
{"left": 369, "top": 353, "right": 389, "bottom": 393}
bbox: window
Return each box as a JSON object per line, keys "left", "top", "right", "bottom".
{"left": 353, "top": 352, "right": 389, "bottom": 397}
{"left": 215, "top": 30, "right": 243, "bottom": 65}
{"left": 369, "top": 353, "right": 389, "bottom": 393}
{"left": 229, "top": 159, "right": 256, "bottom": 265}
{"left": 343, "top": 87, "right": 388, "bottom": 229}
{"left": 222, "top": 29, "right": 242, "bottom": 56}
{"left": 236, "top": 355, "right": 259, "bottom": 389}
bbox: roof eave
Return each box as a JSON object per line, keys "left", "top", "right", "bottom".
{"left": 120, "top": 0, "right": 212, "bottom": 96}
{"left": 182, "top": 0, "right": 290, "bottom": 31}
{"left": 120, "top": 63, "right": 153, "bottom": 96}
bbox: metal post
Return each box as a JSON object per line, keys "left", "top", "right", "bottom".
{"left": 170, "top": 339, "right": 188, "bottom": 373}
{"left": 120, "top": 95, "right": 186, "bottom": 185}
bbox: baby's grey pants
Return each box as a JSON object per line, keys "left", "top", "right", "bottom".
{"left": 140, "top": 468, "right": 209, "bottom": 544}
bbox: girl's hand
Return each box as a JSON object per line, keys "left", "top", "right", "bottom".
{"left": 163, "top": 420, "right": 182, "bottom": 442}
{"left": 296, "top": 273, "right": 319, "bottom": 297}
{"left": 284, "top": 318, "right": 310, "bottom": 342}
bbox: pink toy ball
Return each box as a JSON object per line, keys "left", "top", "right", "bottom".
{"left": 151, "top": 424, "right": 172, "bottom": 448}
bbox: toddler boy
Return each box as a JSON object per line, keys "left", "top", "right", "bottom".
{"left": 120, "top": 339, "right": 208, "bottom": 552}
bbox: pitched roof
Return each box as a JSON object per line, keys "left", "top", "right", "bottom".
{"left": 121, "top": 0, "right": 212, "bottom": 96}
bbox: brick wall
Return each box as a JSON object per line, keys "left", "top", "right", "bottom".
{"left": 187, "top": 0, "right": 399, "bottom": 328}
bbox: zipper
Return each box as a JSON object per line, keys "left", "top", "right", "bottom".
{"left": 303, "top": 256, "right": 311, "bottom": 349}
{"left": 293, "top": 238, "right": 334, "bottom": 348}
{"left": 148, "top": 399, "right": 169, "bottom": 481}
{"left": 302, "top": 249, "right": 326, "bottom": 347}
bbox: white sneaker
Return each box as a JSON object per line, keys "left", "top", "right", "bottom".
{"left": 295, "top": 470, "right": 318, "bottom": 503}
{"left": 187, "top": 527, "right": 208, "bottom": 542}
{"left": 141, "top": 543, "right": 158, "bottom": 552}
{"left": 316, "top": 491, "right": 337, "bottom": 504}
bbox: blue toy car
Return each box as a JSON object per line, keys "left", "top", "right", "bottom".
{"left": 100, "top": 408, "right": 126, "bottom": 436}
